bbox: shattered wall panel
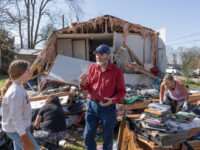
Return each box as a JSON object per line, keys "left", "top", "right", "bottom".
{"left": 47, "top": 55, "right": 93, "bottom": 86}
{"left": 47, "top": 54, "right": 153, "bottom": 87}
{"left": 57, "top": 39, "right": 73, "bottom": 57}
{"left": 114, "top": 33, "right": 152, "bottom": 73}
{"left": 126, "top": 34, "right": 144, "bottom": 62}
{"left": 115, "top": 33, "right": 142, "bottom": 61}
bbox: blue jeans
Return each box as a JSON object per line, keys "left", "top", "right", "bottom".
{"left": 84, "top": 99, "right": 117, "bottom": 150}
{"left": 6, "top": 128, "right": 40, "bottom": 150}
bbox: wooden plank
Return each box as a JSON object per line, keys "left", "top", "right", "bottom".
{"left": 124, "top": 61, "right": 158, "bottom": 79}
{"left": 46, "top": 79, "right": 77, "bottom": 86}
{"left": 188, "top": 93, "right": 200, "bottom": 103}
{"left": 29, "top": 92, "right": 69, "bottom": 101}
{"left": 113, "top": 46, "right": 123, "bottom": 63}
{"left": 30, "top": 70, "right": 45, "bottom": 80}
{"left": 173, "top": 140, "right": 200, "bottom": 149}
{"left": 117, "top": 116, "right": 200, "bottom": 150}
{"left": 0, "top": 92, "right": 69, "bottom": 107}
{"left": 30, "top": 33, "right": 56, "bottom": 75}
{"left": 117, "top": 114, "right": 141, "bottom": 120}
{"left": 122, "top": 43, "right": 144, "bottom": 67}
{"left": 118, "top": 120, "right": 142, "bottom": 150}
{"left": 120, "top": 101, "right": 151, "bottom": 111}
{"left": 187, "top": 127, "right": 200, "bottom": 138}
{"left": 137, "top": 135, "right": 157, "bottom": 150}
{"left": 56, "top": 33, "right": 114, "bottom": 39}
{"left": 117, "top": 116, "right": 125, "bottom": 149}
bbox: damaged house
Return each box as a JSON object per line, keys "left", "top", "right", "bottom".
{"left": 15, "top": 49, "right": 41, "bottom": 64}
{"left": 30, "top": 15, "right": 166, "bottom": 87}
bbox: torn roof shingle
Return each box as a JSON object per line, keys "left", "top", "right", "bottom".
{"left": 16, "top": 49, "right": 41, "bottom": 56}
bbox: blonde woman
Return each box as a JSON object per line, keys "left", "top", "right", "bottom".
{"left": 1, "top": 60, "right": 39, "bottom": 150}
{"left": 159, "top": 74, "right": 189, "bottom": 113}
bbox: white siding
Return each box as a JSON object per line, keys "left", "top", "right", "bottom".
{"left": 157, "top": 28, "right": 167, "bottom": 73}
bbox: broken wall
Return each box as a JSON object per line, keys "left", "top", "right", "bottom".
{"left": 114, "top": 32, "right": 152, "bottom": 73}
{"left": 56, "top": 39, "right": 89, "bottom": 60}
{"left": 113, "top": 32, "right": 166, "bottom": 73}
{"left": 47, "top": 55, "right": 93, "bottom": 85}
{"left": 157, "top": 28, "right": 166, "bottom": 73}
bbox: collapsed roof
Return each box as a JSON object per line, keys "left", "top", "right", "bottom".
{"left": 30, "top": 15, "right": 158, "bottom": 79}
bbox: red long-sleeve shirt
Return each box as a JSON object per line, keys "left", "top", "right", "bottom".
{"left": 79, "top": 63, "right": 126, "bottom": 104}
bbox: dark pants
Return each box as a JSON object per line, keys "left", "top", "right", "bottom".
{"left": 163, "top": 92, "right": 184, "bottom": 113}
{"left": 84, "top": 99, "right": 117, "bottom": 150}
{"left": 33, "top": 129, "right": 67, "bottom": 150}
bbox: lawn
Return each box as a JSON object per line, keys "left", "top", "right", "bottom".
{"left": 58, "top": 126, "right": 106, "bottom": 150}
{"left": 0, "top": 75, "right": 9, "bottom": 89}
{"left": 59, "top": 126, "right": 118, "bottom": 150}
{"left": 1, "top": 75, "right": 200, "bottom": 149}
{"left": 0, "top": 74, "right": 112, "bottom": 150}
{"left": 182, "top": 80, "right": 200, "bottom": 89}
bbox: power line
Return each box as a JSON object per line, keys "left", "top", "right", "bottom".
{"left": 167, "top": 39, "right": 200, "bottom": 46}
{"left": 167, "top": 33, "right": 200, "bottom": 43}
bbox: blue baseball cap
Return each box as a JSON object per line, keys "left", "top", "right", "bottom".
{"left": 94, "top": 44, "right": 111, "bottom": 54}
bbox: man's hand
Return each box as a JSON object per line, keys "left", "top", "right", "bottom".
{"left": 79, "top": 73, "right": 87, "bottom": 86}
{"left": 99, "top": 97, "right": 113, "bottom": 107}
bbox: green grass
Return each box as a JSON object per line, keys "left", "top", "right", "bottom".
{"left": 182, "top": 80, "right": 200, "bottom": 89}
{"left": 0, "top": 74, "right": 200, "bottom": 149}
{"left": 0, "top": 74, "right": 9, "bottom": 89}
{"left": 59, "top": 126, "right": 118, "bottom": 150}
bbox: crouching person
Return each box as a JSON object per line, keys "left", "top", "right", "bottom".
{"left": 159, "top": 74, "right": 189, "bottom": 113}
{"left": 33, "top": 95, "right": 67, "bottom": 150}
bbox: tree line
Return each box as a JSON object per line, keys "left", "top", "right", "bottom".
{"left": 167, "top": 46, "right": 200, "bottom": 78}
{"left": 0, "top": 0, "right": 84, "bottom": 73}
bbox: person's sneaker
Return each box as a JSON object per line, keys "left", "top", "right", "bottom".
{"left": 40, "top": 147, "right": 48, "bottom": 150}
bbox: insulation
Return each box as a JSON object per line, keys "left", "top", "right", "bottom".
{"left": 31, "top": 15, "right": 159, "bottom": 80}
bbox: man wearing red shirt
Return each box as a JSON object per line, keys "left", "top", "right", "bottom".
{"left": 79, "top": 44, "right": 126, "bottom": 150}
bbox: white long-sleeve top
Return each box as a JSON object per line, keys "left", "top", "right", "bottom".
{"left": 1, "top": 82, "right": 32, "bottom": 136}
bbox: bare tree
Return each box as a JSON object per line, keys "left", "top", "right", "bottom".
{"left": 38, "top": 23, "right": 56, "bottom": 45}
{"left": 179, "top": 46, "right": 200, "bottom": 78}
{"left": 1, "top": 0, "right": 84, "bottom": 49}
{"left": 66, "top": 0, "right": 84, "bottom": 23}
{"left": 172, "top": 52, "right": 177, "bottom": 66}
{"left": 0, "top": 0, "right": 14, "bottom": 27}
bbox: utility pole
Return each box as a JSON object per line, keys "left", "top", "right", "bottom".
{"left": 62, "top": 15, "right": 64, "bottom": 28}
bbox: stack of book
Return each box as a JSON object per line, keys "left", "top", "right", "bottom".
{"left": 143, "top": 102, "right": 171, "bottom": 131}
{"left": 175, "top": 111, "right": 196, "bottom": 123}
